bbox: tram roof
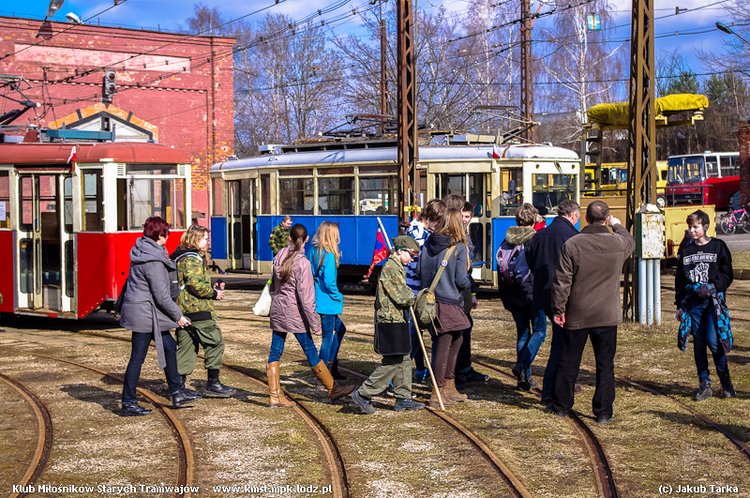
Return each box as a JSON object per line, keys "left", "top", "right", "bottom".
{"left": 0, "top": 142, "right": 191, "bottom": 165}
{"left": 211, "top": 144, "right": 579, "bottom": 172}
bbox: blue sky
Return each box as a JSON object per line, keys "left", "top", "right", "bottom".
{"left": 3, "top": 0, "right": 741, "bottom": 79}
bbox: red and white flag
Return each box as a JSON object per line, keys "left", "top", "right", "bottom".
{"left": 491, "top": 144, "right": 502, "bottom": 159}
{"left": 66, "top": 145, "right": 78, "bottom": 174}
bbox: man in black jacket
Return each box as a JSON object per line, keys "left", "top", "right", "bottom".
{"left": 524, "top": 199, "right": 580, "bottom": 404}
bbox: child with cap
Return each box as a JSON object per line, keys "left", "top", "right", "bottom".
{"left": 350, "top": 235, "right": 426, "bottom": 414}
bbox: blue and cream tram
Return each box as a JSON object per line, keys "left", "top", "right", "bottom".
{"left": 209, "top": 137, "right": 579, "bottom": 284}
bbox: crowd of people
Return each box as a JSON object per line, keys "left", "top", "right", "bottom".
{"left": 117, "top": 197, "right": 735, "bottom": 422}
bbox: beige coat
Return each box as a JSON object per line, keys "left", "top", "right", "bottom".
{"left": 551, "top": 224, "right": 635, "bottom": 330}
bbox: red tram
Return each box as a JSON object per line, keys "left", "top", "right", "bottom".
{"left": 0, "top": 136, "right": 192, "bottom": 318}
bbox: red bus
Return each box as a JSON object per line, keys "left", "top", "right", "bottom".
{"left": 665, "top": 151, "right": 739, "bottom": 210}
{"left": 0, "top": 135, "right": 191, "bottom": 318}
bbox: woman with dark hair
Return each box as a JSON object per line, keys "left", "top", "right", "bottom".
{"left": 266, "top": 224, "right": 354, "bottom": 407}
{"left": 120, "top": 216, "right": 196, "bottom": 416}
{"left": 417, "top": 208, "right": 472, "bottom": 407}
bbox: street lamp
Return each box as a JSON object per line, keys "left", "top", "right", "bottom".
{"left": 716, "top": 21, "right": 750, "bottom": 47}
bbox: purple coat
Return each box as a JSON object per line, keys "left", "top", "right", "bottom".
{"left": 269, "top": 246, "right": 322, "bottom": 334}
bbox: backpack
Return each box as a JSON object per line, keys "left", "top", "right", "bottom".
{"left": 495, "top": 241, "right": 530, "bottom": 288}
{"left": 414, "top": 245, "right": 457, "bottom": 329}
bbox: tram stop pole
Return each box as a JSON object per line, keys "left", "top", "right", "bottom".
{"left": 634, "top": 204, "right": 665, "bottom": 324}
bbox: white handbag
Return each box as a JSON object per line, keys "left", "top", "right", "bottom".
{"left": 253, "top": 282, "right": 272, "bottom": 317}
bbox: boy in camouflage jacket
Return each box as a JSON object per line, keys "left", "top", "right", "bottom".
{"left": 171, "top": 226, "right": 235, "bottom": 398}
{"left": 349, "top": 236, "right": 425, "bottom": 414}
{"left": 269, "top": 216, "right": 292, "bottom": 255}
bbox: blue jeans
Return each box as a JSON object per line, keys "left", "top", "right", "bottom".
{"left": 318, "top": 314, "right": 346, "bottom": 366}
{"left": 689, "top": 300, "right": 730, "bottom": 386}
{"left": 268, "top": 330, "right": 322, "bottom": 367}
{"left": 122, "top": 331, "right": 182, "bottom": 403}
{"left": 511, "top": 307, "right": 548, "bottom": 378}
{"left": 541, "top": 311, "right": 564, "bottom": 402}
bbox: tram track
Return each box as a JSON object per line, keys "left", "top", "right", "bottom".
{"left": 72, "top": 330, "right": 351, "bottom": 498}
{"left": 341, "top": 330, "right": 615, "bottom": 498}
{"left": 0, "top": 373, "right": 54, "bottom": 498}
{"left": 34, "top": 354, "right": 196, "bottom": 498}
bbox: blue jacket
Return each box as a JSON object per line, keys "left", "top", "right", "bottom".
{"left": 309, "top": 248, "right": 344, "bottom": 315}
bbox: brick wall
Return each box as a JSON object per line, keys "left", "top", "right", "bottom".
{"left": 740, "top": 120, "right": 750, "bottom": 207}
{"left": 0, "top": 16, "right": 236, "bottom": 223}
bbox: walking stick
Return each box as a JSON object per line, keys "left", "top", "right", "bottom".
{"left": 376, "top": 217, "right": 445, "bottom": 410}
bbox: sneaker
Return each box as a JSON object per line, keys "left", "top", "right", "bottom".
{"left": 385, "top": 382, "right": 396, "bottom": 397}
{"left": 693, "top": 380, "right": 713, "bottom": 401}
{"left": 511, "top": 364, "right": 521, "bottom": 380}
{"left": 350, "top": 390, "right": 376, "bottom": 415}
{"left": 457, "top": 368, "right": 489, "bottom": 384}
{"left": 517, "top": 370, "right": 533, "bottom": 391}
{"left": 545, "top": 405, "right": 565, "bottom": 418}
{"left": 121, "top": 402, "right": 152, "bottom": 417}
{"left": 596, "top": 415, "right": 613, "bottom": 425}
{"left": 720, "top": 386, "right": 736, "bottom": 399}
{"left": 394, "top": 398, "right": 425, "bottom": 411}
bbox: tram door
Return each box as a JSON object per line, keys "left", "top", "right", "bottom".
{"left": 16, "top": 174, "right": 73, "bottom": 312}
{"left": 435, "top": 172, "right": 493, "bottom": 280}
{"left": 240, "top": 178, "right": 257, "bottom": 272}
{"left": 226, "top": 181, "right": 242, "bottom": 269}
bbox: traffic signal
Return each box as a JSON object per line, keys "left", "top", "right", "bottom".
{"left": 102, "top": 70, "right": 117, "bottom": 103}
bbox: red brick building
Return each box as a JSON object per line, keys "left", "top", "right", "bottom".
{"left": 0, "top": 16, "right": 236, "bottom": 223}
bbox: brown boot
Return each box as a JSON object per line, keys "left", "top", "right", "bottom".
{"left": 266, "top": 362, "right": 295, "bottom": 408}
{"left": 444, "top": 378, "right": 468, "bottom": 402}
{"left": 428, "top": 387, "right": 456, "bottom": 409}
{"left": 311, "top": 362, "right": 356, "bottom": 401}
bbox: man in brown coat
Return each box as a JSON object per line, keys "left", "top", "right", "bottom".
{"left": 548, "top": 200, "right": 635, "bottom": 424}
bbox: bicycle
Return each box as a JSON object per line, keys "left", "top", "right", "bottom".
{"left": 718, "top": 206, "right": 750, "bottom": 235}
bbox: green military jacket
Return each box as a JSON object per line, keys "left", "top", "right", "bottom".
{"left": 269, "top": 224, "right": 289, "bottom": 255}
{"left": 173, "top": 248, "right": 217, "bottom": 321}
{"left": 375, "top": 254, "right": 416, "bottom": 323}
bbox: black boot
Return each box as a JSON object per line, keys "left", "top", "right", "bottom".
{"left": 693, "top": 380, "right": 713, "bottom": 401}
{"left": 331, "top": 360, "right": 347, "bottom": 381}
{"left": 121, "top": 401, "right": 152, "bottom": 417}
{"left": 172, "top": 389, "right": 197, "bottom": 408}
{"left": 205, "top": 369, "right": 236, "bottom": 398}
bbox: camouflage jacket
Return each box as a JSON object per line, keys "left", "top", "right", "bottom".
{"left": 269, "top": 224, "right": 289, "bottom": 255}
{"left": 376, "top": 254, "right": 416, "bottom": 323}
{"left": 171, "top": 246, "right": 217, "bottom": 321}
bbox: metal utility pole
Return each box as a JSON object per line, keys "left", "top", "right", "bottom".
{"left": 625, "top": 0, "right": 657, "bottom": 320}
{"left": 380, "top": 18, "right": 388, "bottom": 118}
{"left": 520, "top": 0, "right": 535, "bottom": 143}
{"left": 397, "top": 0, "right": 418, "bottom": 222}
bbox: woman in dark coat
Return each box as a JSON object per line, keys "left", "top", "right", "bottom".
{"left": 120, "top": 217, "right": 196, "bottom": 416}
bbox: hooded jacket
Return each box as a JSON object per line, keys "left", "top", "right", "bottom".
{"left": 309, "top": 247, "right": 344, "bottom": 315}
{"left": 171, "top": 246, "right": 218, "bottom": 322}
{"left": 120, "top": 236, "right": 183, "bottom": 333}
{"left": 417, "top": 233, "right": 471, "bottom": 306}
{"left": 498, "top": 225, "right": 537, "bottom": 309}
{"left": 269, "top": 245, "right": 322, "bottom": 334}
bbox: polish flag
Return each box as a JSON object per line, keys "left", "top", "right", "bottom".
{"left": 362, "top": 226, "right": 389, "bottom": 282}
{"left": 491, "top": 144, "right": 502, "bottom": 159}
{"left": 66, "top": 146, "right": 78, "bottom": 174}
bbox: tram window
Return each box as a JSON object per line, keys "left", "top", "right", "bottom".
{"left": 212, "top": 178, "right": 225, "bottom": 216}
{"left": 318, "top": 177, "right": 355, "bottom": 214}
{"left": 279, "top": 178, "right": 314, "bottom": 214}
{"left": 63, "top": 177, "right": 73, "bottom": 232}
{"left": 318, "top": 167, "right": 354, "bottom": 176}
{"left": 0, "top": 171, "right": 9, "bottom": 229}
{"left": 359, "top": 176, "right": 398, "bottom": 214}
{"left": 500, "top": 168, "right": 522, "bottom": 216}
{"left": 82, "top": 172, "right": 104, "bottom": 231}
{"left": 469, "top": 223, "right": 483, "bottom": 264}
{"left": 127, "top": 178, "right": 187, "bottom": 229}
{"left": 260, "top": 174, "right": 271, "bottom": 214}
{"left": 532, "top": 173, "right": 575, "bottom": 214}
{"left": 19, "top": 238, "right": 33, "bottom": 294}
{"left": 705, "top": 158, "right": 718, "bottom": 178}
{"left": 65, "top": 240, "right": 74, "bottom": 298}
{"left": 720, "top": 155, "right": 739, "bottom": 177}
{"left": 279, "top": 168, "right": 313, "bottom": 177}
{"left": 438, "top": 174, "right": 465, "bottom": 199}
{"left": 468, "top": 174, "right": 486, "bottom": 217}
{"left": 20, "top": 176, "right": 33, "bottom": 231}
{"left": 128, "top": 164, "right": 178, "bottom": 175}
